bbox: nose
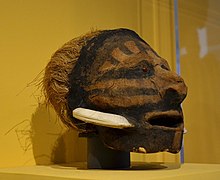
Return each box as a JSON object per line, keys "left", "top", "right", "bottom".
{"left": 163, "top": 84, "right": 187, "bottom": 105}
{"left": 158, "top": 70, "right": 187, "bottom": 105}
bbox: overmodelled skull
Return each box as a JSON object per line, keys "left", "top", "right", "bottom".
{"left": 43, "top": 28, "right": 187, "bottom": 154}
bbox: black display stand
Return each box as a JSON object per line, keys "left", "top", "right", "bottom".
{"left": 87, "top": 136, "right": 130, "bottom": 169}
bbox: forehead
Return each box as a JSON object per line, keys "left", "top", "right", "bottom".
{"left": 96, "top": 33, "right": 150, "bottom": 65}
{"left": 87, "top": 33, "right": 162, "bottom": 81}
{"left": 73, "top": 29, "right": 165, "bottom": 85}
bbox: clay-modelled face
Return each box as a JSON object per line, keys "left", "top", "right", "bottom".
{"left": 67, "top": 29, "right": 187, "bottom": 153}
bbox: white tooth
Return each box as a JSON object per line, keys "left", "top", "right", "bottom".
{"left": 72, "top": 108, "right": 134, "bottom": 129}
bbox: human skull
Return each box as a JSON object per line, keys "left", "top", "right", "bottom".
{"left": 44, "top": 28, "right": 187, "bottom": 154}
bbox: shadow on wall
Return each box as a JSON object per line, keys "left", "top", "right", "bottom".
{"left": 31, "top": 103, "right": 87, "bottom": 165}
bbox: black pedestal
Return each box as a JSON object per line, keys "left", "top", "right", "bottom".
{"left": 87, "top": 137, "right": 130, "bottom": 169}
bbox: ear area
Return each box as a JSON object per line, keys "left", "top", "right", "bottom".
{"left": 72, "top": 108, "right": 134, "bottom": 129}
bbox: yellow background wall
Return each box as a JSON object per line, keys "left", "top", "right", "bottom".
{"left": 0, "top": 0, "right": 178, "bottom": 168}
{"left": 179, "top": 0, "right": 220, "bottom": 164}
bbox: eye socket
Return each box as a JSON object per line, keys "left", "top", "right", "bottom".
{"left": 142, "top": 67, "right": 148, "bottom": 72}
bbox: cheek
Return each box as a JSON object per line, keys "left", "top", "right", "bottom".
{"left": 86, "top": 78, "right": 161, "bottom": 110}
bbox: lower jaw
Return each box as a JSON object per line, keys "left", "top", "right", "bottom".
{"left": 97, "top": 126, "right": 183, "bottom": 154}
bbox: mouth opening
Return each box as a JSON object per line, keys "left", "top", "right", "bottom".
{"left": 148, "top": 115, "right": 183, "bottom": 128}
